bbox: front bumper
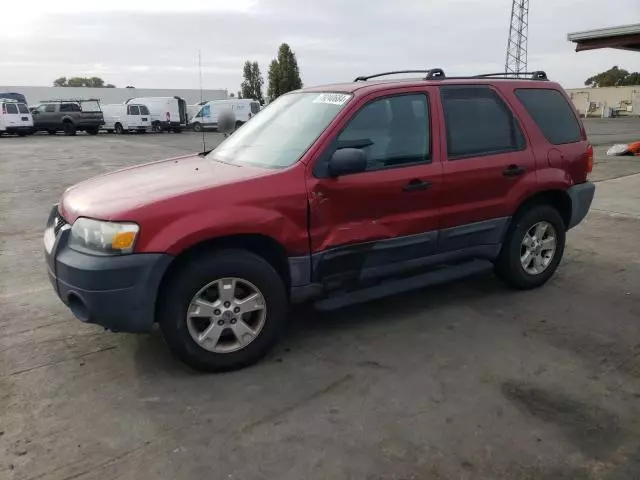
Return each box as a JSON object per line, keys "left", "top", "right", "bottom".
{"left": 44, "top": 208, "right": 172, "bottom": 332}
{"left": 567, "top": 181, "right": 595, "bottom": 229}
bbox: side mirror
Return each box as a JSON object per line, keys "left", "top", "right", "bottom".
{"left": 328, "top": 148, "right": 367, "bottom": 177}
{"left": 31, "top": 110, "right": 38, "bottom": 115}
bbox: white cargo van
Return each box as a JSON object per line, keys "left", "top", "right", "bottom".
{"left": 0, "top": 99, "right": 34, "bottom": 136}
{"left": 102, "top": 104, "right": 151, "bottom": 134}
{"left": 125, "top": 96, "right": 187, "bottom": 133}
{"left": 190, "top": 99, "right": 261, "bottom": 132}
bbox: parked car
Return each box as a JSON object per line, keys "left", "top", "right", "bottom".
{"left": 190, "top": 99, "right": 261, "bottom": 132}
{"left": 0, "top": 99, "right": 34, "bottom": 136}
{"left": 125, "top": 96, "right": 187, "bottom": 133}
{"left": 102, "top": 103, "right": 151, "bottom": 134}
{"left": 32, "top": 99, "right": 104, "bottom": 136}
{"left": 44, "top": 69, "right": 595, "bottom": 371}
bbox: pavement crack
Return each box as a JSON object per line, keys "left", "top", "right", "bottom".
{"left": 8, "top": 346, "right": 117, "bottom": 376}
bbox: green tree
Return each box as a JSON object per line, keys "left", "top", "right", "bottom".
{"left": 53, "top": 77, "right": 68, "bottom": 87}
{"left": 240, "top": 61, "right": 265, "bottom": 104}
{"left": 51, "top": 76, "right": 115, "bottom": 88}
{"left": 585, "top": 66, "right": 640, "bottom": 87}
{"left": 267, "top": 43, "right": 302, "bottom": 102}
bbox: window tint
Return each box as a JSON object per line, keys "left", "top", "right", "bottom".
{"left": 337, "top": 94, "right": 430, "bottom": 171}
{"left": 139, "top": 105, "right": 150, "bottom": 115}
{"left": 5, "top": 103, "right": 18, "bottom": 114}
{"left": 17, "top": 103, "right": 29, "bottom": 113}
{"left": 44, "top": 104, "right": 56, "bottom": 113}
{"left": 60, "top": 103, "right": 81, "bottom": 112}
{"left": 441, "top": 86, "right": 524, "bottom": 159}
{"left": 128, "top": 105, "right": 140, "bottom": 115}
{"left": 515, "top": 89, "right": 582, "bottom": 145}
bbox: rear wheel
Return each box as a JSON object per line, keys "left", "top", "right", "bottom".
{"left": 495, "top": 205, "right": 566, "bottom": 290}
{"left": 114, "top": 123, "right": 124, "bottom": 134}
{"left": 63, "top": 122, "right": 76, "bottom": 136}
{"left": 158, "top": 250, "right": 288, "bottom": 372}
{"left": 152, "top": 122, "right": 163, "bottom": 133}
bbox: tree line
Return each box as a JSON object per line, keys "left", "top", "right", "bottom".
{"left": 585, "top": 66, "right": 640, "bottom": 88}
{"left": 239, "top": 43, "right": 302, "bottom": 104}
{"left": 53, "top": 76, "right": 116, "bottom": 88}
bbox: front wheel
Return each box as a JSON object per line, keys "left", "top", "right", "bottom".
{"left": 192, "top": 122, "right": 202, "bottom": 133}
{"left": 63, "top": 122, "right": 76, "bottom": 136}
{"left": 114, "top": 123, "right": 124, "bottom": 134}
{"left": 158, "top": 250, "right": 288, "bottom": 372}
{"left": 495, "top": 205, "right": 566, "bottom": 290}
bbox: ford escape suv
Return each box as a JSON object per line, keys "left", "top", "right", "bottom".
{"left": 44, "top": 69, "right": 595, "bottom": 371}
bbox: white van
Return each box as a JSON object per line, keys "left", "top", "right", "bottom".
{"left": 102, "top": 104, "right": 151, "bottom": 134}
{"left": 190, "top": 99, "right": 261, "bottom": 132}
{"left": 0, "top": 99, "right": 34, "bottom": 136}
{"left": 125, "top": 96, "right": 188, "bottom": 133}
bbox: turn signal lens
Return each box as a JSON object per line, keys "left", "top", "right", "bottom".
{"left": 112, "top": 231, "right": 137, "bottom": 250}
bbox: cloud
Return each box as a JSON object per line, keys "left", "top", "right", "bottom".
{"left": 0, "top": 0, "right": 638, "bottom": 90}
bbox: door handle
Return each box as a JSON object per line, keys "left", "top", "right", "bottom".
{"left": 503, "top": 165, "right": 526, "bottom": 177}
{"left": 403, "top": 179, "right": 431, "bottom": 192}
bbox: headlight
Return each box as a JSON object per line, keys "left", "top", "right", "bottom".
{"left": 69, "top": 218, "right": 139, "bottom": 255}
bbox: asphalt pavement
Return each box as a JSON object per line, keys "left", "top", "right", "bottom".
{"left": 1, "top": 125, "right": 640, "bottom": 480}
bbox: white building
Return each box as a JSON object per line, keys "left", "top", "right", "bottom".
{"left": 0, "top": 86, "right": 228, "bottom": 106}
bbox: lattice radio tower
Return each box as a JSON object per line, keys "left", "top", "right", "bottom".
{"left": 505, "top": 0, "right": 530, "bottom": 74}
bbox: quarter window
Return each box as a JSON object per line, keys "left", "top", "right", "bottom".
{"left": 441, "top": 86, "right": 524, "bottom": 159}
{"left": 337, "top": 94, "right": 430, "bottom": 171}
{"left": 515, "top": 89, "right": 582, "bottom": 145}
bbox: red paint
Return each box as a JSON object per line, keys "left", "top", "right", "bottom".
{"left": 59, "top": 78, "right": 589, "bottom": 259}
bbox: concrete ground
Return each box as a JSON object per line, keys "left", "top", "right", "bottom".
{"left": 1, "top": 122, "right": 640, "bottom": 480}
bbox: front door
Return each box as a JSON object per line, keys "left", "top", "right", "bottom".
{"left": 437, "top": 85, "right": 536, "bottom": 252}
{"left": 307, "top": 90, "right": 443, "bottom": 288}
{"left": 34, "top": 103, "right": 57, "bottom": 129}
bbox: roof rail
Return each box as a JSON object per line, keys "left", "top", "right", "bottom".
{"left": 472, "top": 71, "right": 548, "bottom": 81}
{"left": 39, "top": 98, "right": 102, "bottom": 103}
{"left": 354, "top": 68, "right": 446, "bottom": 82}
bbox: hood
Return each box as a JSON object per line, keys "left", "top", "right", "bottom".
{"left": 60, "top": 153, "right": 267, "bottom": 222}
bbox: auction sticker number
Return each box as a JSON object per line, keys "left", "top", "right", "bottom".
{"left": 313, "top": 93, "right": 350, "bottom": 106}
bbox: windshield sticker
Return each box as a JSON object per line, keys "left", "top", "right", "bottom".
{"left": 312, "top": 93, "right": 350, "bottom": 106}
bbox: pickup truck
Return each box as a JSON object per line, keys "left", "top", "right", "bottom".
{"left": 32, "top": 99, "right": 104, "bottom": 136}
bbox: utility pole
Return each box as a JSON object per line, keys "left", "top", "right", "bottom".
{"left": 505, "top": 0, "right": 530, "bottom": 74}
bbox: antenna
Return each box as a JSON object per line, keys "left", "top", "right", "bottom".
{"left": 198, "top": 49, "right": 206, "bottom": 154}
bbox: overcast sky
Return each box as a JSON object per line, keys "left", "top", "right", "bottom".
{"left": 1, "top": 0, "right": 639, "bottom": 92}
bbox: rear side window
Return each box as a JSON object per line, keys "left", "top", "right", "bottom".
{"left": 139, "top": 105, "right": 150, "bottom": 115}
{"left": 17, "top": 103, "right": 28, "bottom": 113}
{"left": 515, "top": 89, "right": 582, "bottom": 145}
{"left": 128, "top": 105, "right": 140, "bottom": 115}
{"left": 5, "top": 103, "right": 18, "bottom": 114}
{"left": 60, "top": 103, "right": 81, "bottom": 112}
{"left": 441, "top": 86, "right": 525, "bottom": 159}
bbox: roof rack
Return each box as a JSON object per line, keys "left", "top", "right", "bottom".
{"left": 353, "top": 69, "right": 548, "bottom": 83}
{"left": 354, "top": 68, "right": 446, "bottom": 82}
{"left": 472, "top": 71, "right": 548, "bottom": 80}
{"left": 39, "top": 98, "right": 102, "bottom": 103}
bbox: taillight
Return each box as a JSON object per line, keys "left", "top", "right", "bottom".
{"left": 586, "top": 144, "right": 594, "bottom": 174}
{"left": 1, "top": 105, "right": 6, "bottom": 114}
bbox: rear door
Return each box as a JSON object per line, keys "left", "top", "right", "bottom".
{"left": 437, "top": 85, "right": 535, "bottom": 252}
{"left": 308, "top": 88, "right": 443, "bottom": 286}
{"left": 2, "top": 102, "right": 21, "bottom": 128}
{"left": 16, "top": 103, "right": 32, "bottom": 127}
{"left": 138, "top": 105, "right": 151, "bottom": 128}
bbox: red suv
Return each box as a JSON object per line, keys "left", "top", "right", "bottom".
{"left": 44, "top": 69, "right": 595, "bottom": 371}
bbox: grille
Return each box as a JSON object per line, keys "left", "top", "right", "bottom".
{"left": 53, "top": 215, "right": 68, "bottom": 236}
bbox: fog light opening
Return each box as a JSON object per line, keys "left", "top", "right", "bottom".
{"left": 67, "top": 293, "right": 89, "bottom": 322}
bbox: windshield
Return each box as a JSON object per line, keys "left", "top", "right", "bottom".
{"left": 139, "top": 105, "right": 150, "bottom": 115}
{"left": 208, "top": 92, "right": 352, "bottom": 168}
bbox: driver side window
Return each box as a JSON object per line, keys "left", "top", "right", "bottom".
{"left": 337, "top": 94, "right": 430, "bottom": 171}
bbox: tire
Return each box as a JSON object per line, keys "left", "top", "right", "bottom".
{"left": 172, "top": 127, "right": 182, "bottom": 133}
{"left": 495, "top": 204, "right": 566, "bottom": 290}
{"left": 86, "top": 127, "right": 99, "bottom": 135}
{"left": 114, "top": 123, "right": 124, "bottom": 135}
{"left": 152, "top": 122, "right": 163, "bottom": 133}
{"left": 192, "top": 122, "right": 202, "bottom": 133}
{"left": 63, "top": 122, "right": 76, "bottom": 136}
{"left": 158, "top": 250, "right": 289, "bottom": 372}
